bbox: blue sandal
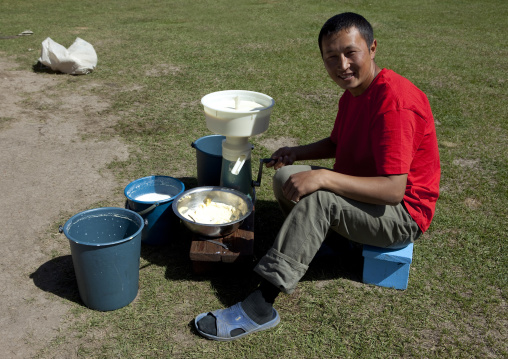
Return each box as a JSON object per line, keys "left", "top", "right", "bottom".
{"left": 194, "top": 302, "right": 280, "bottom": 341}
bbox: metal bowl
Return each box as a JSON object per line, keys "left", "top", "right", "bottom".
{"left": 172, "top": 186, "right": 253, "bottom": 237}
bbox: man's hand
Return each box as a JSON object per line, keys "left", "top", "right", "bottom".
{"left": 266, "top": 137, "right": 337, "bottom": 170}
{"left": 282, "top": 170, "right": 323, "bottom": 202}
{"left": 266, "top": 146, "right": 297, "bottom": 170}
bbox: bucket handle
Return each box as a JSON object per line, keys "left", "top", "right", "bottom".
{"left": 126, "top": 200, "right": 159, "bottom": 216}
{"left": 136, "top": 203, "right": 159, "bottom": 216}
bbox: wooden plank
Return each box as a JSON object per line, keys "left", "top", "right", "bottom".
{"left": 189, "top": 210, "right": 254, "bottom": 265}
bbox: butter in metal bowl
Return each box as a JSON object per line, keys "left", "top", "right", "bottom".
{"left": 181, "top": 200, "right": 241, "bottom": 224}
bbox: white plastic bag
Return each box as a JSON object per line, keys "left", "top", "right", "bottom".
{"left": 39, "top": 37, "right": 97, "bottom": 75}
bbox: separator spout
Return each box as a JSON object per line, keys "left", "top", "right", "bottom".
{"left": 222, "top": 136, "right": 252, "bottom": 176}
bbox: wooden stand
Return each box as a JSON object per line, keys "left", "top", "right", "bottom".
{"left": 189, "top": 211, "right": 255, "bottom": 274}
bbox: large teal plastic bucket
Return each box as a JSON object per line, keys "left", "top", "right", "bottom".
{"left": 124, "top": 175, "right": 185, "bottom": 245}
{"left": 63, "top": 207, "right": 144, "bottom": 311}
{"left": 192, "top": 135, "right": 225, "bottom": 186}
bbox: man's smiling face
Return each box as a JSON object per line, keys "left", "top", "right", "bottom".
{"left": 321, "top": 27, "right": 379, "bottom": 97}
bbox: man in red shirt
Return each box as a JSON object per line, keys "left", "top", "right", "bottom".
{"left": 195, "top": 12, "right": 440, "bottom": 341}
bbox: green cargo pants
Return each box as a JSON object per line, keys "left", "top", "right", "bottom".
{"left": 254, "top": 165, "right": 421, "bottom": 294}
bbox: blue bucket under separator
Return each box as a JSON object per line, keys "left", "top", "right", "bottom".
{"left": 63, "top": 207, "right": 144, "bottom": 311}
{"left": 192, "top": 135, "right": 225, "bottom": 186}
{"left": 124, "top": 175, "right": 185, "bottom": 245}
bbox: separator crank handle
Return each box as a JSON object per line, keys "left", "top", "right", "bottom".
{"left": 252, "top": 158, "right": 273, "bottom": 187}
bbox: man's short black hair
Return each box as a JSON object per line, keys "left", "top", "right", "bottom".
{"left": 318, "top": 12, "right": 374, "bottom": 55}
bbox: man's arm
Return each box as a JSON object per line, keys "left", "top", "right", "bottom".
{"left": 266, "top": 137, "right": 336, "bottom": 170}
{"left": 282, "top": 169, "right": 407, "bottom": 206}
{"left": 267, "top": 136, "right": 407, "bottom": 205}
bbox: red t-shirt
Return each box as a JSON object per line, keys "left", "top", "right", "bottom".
{"left": 330, "top": 68, "right": 440, "bottom": 232}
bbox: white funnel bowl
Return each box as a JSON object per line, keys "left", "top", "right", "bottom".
{"left": 201, "top": 90, "right": 275, "bottom": 137}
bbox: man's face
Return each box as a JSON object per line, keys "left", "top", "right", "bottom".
{"left": 321, "top": 27, "right": 378, "bottom": 97}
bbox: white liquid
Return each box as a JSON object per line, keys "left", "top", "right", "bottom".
{"left": 135, "top": 193, "right": 171, "bottom": 202}
{"left": 215, "top": 99, "right": 265, "bottom": 111}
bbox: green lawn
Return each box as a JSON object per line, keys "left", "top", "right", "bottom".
{"left": 1, "top": 0, "right": 506, "bottom": 357}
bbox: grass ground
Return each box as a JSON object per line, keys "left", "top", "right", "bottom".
{"left": 1, "top": 0, "right": 507, "bottom": 357}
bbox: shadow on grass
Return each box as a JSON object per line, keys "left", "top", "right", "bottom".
{"left": 31, "top": 174, "right": 363, "bottom": 311}
{"left": 138, "top": 179, "right": 364, "bottom": 308}
{"left": 30, "top": 255, "right": 82, "bottom": 305}
{"left": 32, "top": 61, "right": 67, "bottom": 75}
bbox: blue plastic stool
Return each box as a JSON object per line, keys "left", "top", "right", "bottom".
{"left": 362, "top": 243, "right": 414, "bottom": 290}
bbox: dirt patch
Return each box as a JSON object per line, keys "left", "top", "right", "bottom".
{"left": 0, "top": 55, "right": 129, "bottom": 358}
{"left": 464, "top": 197, "right": 481, "bottom": 209}
{"left": 257, "top": 136, "right": 299, "bottom": 153}
{"left": 144, "top": 63, "right": 183, "bottom": 77}
{"left": 453, "top": 158, "right": 480, "bottom": 169}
